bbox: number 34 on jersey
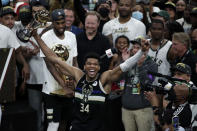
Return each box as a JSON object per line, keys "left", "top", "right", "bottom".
{"left": 80, "top": 103, "right": 89, "bottom": 113}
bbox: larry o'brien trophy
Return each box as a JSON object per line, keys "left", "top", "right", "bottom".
{"left": 50, "top": 44, "right": 73, "bottom": 97}
{"left": 16, "top": 10, "right": 50, "bottom": 43}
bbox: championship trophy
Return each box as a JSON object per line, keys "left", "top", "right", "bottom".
{"left": 51, "top": 44, "right": 69, "bottom": 61}
{"left": 50, "top": 44, "right": 73, "bottom": 97}
{"left": 16, "top": 10, "right": 50, "bottom": 43}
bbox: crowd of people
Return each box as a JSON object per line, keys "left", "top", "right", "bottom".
{"left": 0, "top": 0, "right": 197, "bottom": 131}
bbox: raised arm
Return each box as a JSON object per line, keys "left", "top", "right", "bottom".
{"left": 15, "top": 48, "right": 30, "bottom": 81}
{"left": 101, "top": 39, "right": 150, "bottom": 84}
{"left": 33, "top": 31, "right": 84, "bottom": 82}
{"left": 109, "top": 49, "right": 144, "bottom": 80}
{"left": 44, "top": 58, "right": 66, "bottom": 87}
{"left": 100, "top": 49, "right": 145, "bottom": 93}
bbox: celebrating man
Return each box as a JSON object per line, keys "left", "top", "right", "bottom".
{"left": 33, "top": 27, "right": 149, "bottom": 131}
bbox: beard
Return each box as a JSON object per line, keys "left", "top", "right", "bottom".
{"left": 119, "top": 10, "right": 131, "bottom": 18}
{"left": 152, "top": 34, "right": 163, "bottom": 41}
{"left": 54, "top": 27, "right": 65, "bottom": 36}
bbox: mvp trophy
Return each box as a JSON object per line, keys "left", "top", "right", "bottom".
{"left": 50, "top": 44, "right": 74, "bottom": 97}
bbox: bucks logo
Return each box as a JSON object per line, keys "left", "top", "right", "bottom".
{"left": 82, "top": 84, "right": 93, "bottom": 103}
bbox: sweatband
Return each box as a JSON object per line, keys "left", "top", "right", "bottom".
{"left": 120, "top": 50, "right": 143, "bottom": 72}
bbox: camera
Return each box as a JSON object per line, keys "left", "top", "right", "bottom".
{"left": 143, "top": 71, "right": 190, "bottom": 101}
{"left": 144, "top": 79, "right": 172, "bottom": 94}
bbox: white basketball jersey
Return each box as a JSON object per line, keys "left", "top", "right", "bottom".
{"left": 148, "top": 40, "right": 172, "bottom": 76}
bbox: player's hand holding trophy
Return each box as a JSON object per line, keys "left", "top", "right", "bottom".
{"left": 16, "top": 9, "right": 50, "bottom": 42}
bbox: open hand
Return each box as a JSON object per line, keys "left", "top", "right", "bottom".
{"left": 121, "top": 47, "right": 131, "bottom": 61}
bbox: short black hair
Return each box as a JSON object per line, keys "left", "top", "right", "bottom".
{"left": 151, "top": 19, "right": 165, "bottom": 29}
{"left": 115, "top": 35, "right": 130, "bottom": 45}
{"left": 84, "top": 52, "right": 101, "bottom": 65}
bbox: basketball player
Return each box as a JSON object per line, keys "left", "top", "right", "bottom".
{"left": 148, "top": 19, "right": 172, "bottom": 80}
{"left": 40, "top": 9, "right": 77, "bottom": 131}
{"left": 33, "top": 28, "right": 149, "bottom": 131}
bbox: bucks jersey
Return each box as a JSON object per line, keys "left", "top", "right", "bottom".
{"left": 148, "top": 40, "right": 172, "bottom": 76}
{"left": 70, "top": 74, "right": 107, "bottom": 131}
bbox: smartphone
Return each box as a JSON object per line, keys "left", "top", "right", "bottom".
{"left": 172, "top": 116, "right": 179, "bottom": 131}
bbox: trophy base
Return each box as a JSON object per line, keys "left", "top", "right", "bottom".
{"left": 16, "top": 29, "right": 31, "bottom": 43}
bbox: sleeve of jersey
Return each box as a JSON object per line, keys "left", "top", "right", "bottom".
{"left": 120, "top": 50, "right": 143, "bottom": 72}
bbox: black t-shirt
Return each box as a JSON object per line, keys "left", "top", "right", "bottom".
{"left": 76, "top": 32, "right": 111, "bottom": 73}
{"left": 166, "top": 102, "right": 192, "bottom": 128}
{"left": 181, "top": 51, "right": 197, "bottom": 86}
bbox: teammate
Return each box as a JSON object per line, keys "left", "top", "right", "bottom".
{"left": 148, "top": 19, "right": 172, "bottom": 84}
{"left": 40, "top": 9, "right": 78, "bottom": 131}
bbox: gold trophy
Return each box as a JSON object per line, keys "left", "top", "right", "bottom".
{"left": 16, "top": 10, "right": 50, "bottom": 42}
{"left": 51, "top": 44, "right": 69, "bottom": 61}
{"left": 50, "top": 44, "right": 73, "bottom": 97}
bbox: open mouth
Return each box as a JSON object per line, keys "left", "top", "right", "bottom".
{"left": 66, "top": 21, "right": 72, "bottom": 25}
{"left": 89, "top": 69, "right": 96, "bottom": 76}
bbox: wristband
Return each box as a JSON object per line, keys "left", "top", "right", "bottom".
{"left": 120, "top": 50, "right": 143, "bottom": 72}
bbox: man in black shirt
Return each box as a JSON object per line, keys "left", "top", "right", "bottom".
{"left": 145, "top": 63, "right": 193, "bottom": 130}
{"left": 171, "top": 32, "right": 197, "bottom": 86}
{"left": 76, "top": 11, "right": 111, "bottom": 73}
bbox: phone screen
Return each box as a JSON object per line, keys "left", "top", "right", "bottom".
{"left": 172, "top": 116, "right": 179, "bottom": 130}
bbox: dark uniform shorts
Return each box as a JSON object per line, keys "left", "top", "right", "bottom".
{"left": 43, "top": 93, "right": 73, "bottom": 122}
